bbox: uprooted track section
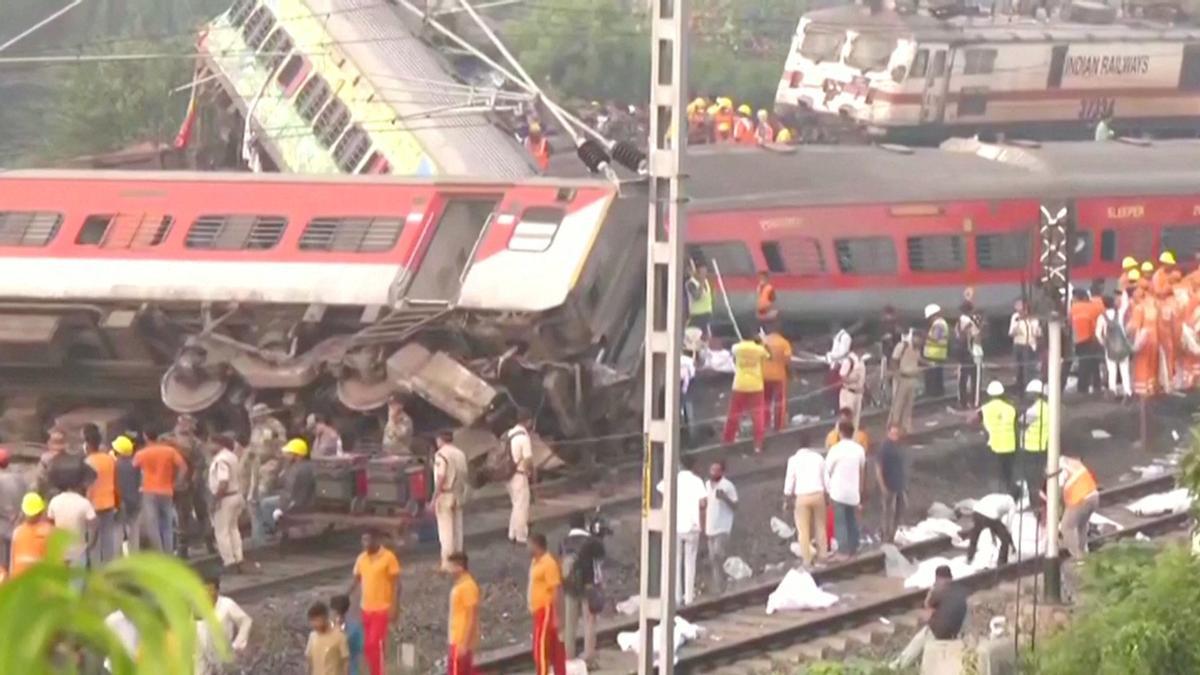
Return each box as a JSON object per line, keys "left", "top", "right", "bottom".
{"left": 474, "top": 473, "right": 1189, "bottom": 674}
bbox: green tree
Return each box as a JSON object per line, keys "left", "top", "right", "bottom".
{"left": 36, "top": 40, "right": 193, "bottom": 160}
{"left": 0, "top": 532, "right": 221, "bottom": 674}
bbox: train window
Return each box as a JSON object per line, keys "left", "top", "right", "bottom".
{"left": 295, "top": 77, "right": 332, "bottom": 123}
{"left": 258, "top": 28, "right": 293, "bottom": 73}
{"left": 314, "top": 98, "right": 351, "bottom": 149}
{"left": 333, "top": 125, "right": 371, "bottom": 173}
{"left": 910, "top": 50, "right": 929, "bottom": 79}
{"left": 762, "top": 238, "right": 825, "bottom": 275}
{"left": 1180, "top": 44, "right": 1200, "bottom": 91}
{"left": 930, "top": 51, "right": 946, "bottom": 78}
{"left": 907, "top": 235, "right": 964, "bottom": 272}
{"left": 1071, "top": 231, "right": 1094, "bottom": 266}
{"left": 0, "top": 211, "right": 62, "bottom": 247}
{"left": 93, "top": 214, "right": 174, "bottom": 249}
{"left": 847, "top": 35, "right": 897, "bottom": 71}
{"left": 508, "top": 208, "right": 565, "bottom": 252}
{"left": 277, "top": 54, "right": 304, "bottom": 89}
{"left": 186, "top": 215, "right": 286, "bottom": 250}
{"left": 687, "top": 242, "right": 756, "bottom": 277}
{"left": 77, "top": 215, "right": 113, "bottom": 245}
{"left": 962, "top": 49, "right": 997, "bottom": 75}
{"left": 242, "top": 6, "right": 274, "bottom": 50}
{"left": 957, "top": 91, "right": 987, "bottom": 116}
{"left": 1162, "top": 224, "right": 1200, "bottom": 260}
{"left": 833, "top": 237, "right": 897, "bottom": 275}
{"left": 1099, "top": 230, "right": 1116, "bottom": 262}
{"left": 300, "top": 217, "right": 405, "bottom": 253}
{"left": 798, "top": 30, "right": 844, "bottom": 62}
{"left": 228, "top": 0, "right": 255, "bottom": 27}
{"left": 976, "top": 232, "right": 1029, "bottom": 270}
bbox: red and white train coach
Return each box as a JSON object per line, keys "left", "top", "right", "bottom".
{"left": 0, "top": 171, "right": 645, "bottom": 443}
{"left": 774, "top": 4, "right": 1200, "bottom": 142}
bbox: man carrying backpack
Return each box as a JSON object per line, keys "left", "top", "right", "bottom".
{"left": 501, "top": 411, "right": 536, "bottom": 545}
{"left": 559, "top": 512, "right": 605, "bottom": 665}
{"left": 1095, "top": 295, "right": 1133, "bottom": 399}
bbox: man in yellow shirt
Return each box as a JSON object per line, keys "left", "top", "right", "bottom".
{"left": 722, "top": 334, "right": 771, "bottom": 453}
{"left": 528, "top": 534, "right": 566, "bottom": 675}
{"left": 446, "top": 552, "right": 480, "bottom": 675}
{"left": 762, "top": 324, "right": 793, "bottom": 432}
{"left": 348, "top": 530, "right": 401, "bottom": 675}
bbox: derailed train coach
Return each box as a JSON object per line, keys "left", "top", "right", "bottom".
{"left": 0, "top": 170, "right": 648, "bottom": 457}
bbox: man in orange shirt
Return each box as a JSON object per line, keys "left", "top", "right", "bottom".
{"left": 1069, "top": 288, "right": 1104, "bottom": 395}
{"left": 762, "top": 323, "right": 793, "bottom": 431}
{"left": 528, "top": 533, "right": 565, "bottom": 675}
{"left": 10, "top": 493, "right": 53, "bottom": 577}
{"left": 132, "top": 426, "right": 188, "bottom": 553}
{"left": 446, "top": 552, "right": 480, "bottom": 675}
{"left": 83, "top": 424, "right": 119, "bottom": 566}
{"left": 756, "top": 271, "right": 778, "bottom": 322}
{"left": 349, "top": 529, "right": 401, "bottom": 675}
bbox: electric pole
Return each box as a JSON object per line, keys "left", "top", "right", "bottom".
{"left": 1039, "top": 202, "right": 1069, "bottom": 603}
{"left": 638, "top": 0, "right": 689, "bottom": 672}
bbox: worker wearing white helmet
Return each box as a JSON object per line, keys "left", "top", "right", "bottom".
{"left": 979, "top": 381, "right": 1019, "bottom": 497}
{"left": 922, "top": 304, "right": 949, "bottom": 398}
{"left": 1022, "top": 378, "right": 1049, "bottom": 508}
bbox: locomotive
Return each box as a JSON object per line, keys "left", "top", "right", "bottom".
{"left": 774, "top": 2, "right": 1200, "bottom": 143}
{"left": 1, "top": 138, "right": 1199, "bottom": 455}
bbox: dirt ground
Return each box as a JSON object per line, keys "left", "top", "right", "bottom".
{"left": 223, "top": 393, "right": 1193, "bottom": 674}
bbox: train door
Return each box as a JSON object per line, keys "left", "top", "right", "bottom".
{"left": 920, "top": 46, "right": 950, "bottom": 123}
{"left": 404, "top": 196, "right": 500, "bottom": 303}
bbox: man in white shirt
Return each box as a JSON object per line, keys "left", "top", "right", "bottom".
{"left": 196, "top": 576, "right": 253, "bottom": 675}
{"left": 1009, "top": 300, "right": 1042, "bottom": 393}
{"left": 47, "top": 482, "right": 96, "bottom": 567}
{"left": 208, "top": 435, "right": 245, "bottom": 573}
{"left": 506, "top": 411, "right": 536, "bottom": 545}
{"left": 681, "top": 353, "right": 697, "bottom": 433}
{"left": 824, "top": 422, "right": 866, "bottom": 557}
{"left": 704, "top": 460, "right": 738, "bottom": 594}
{"left": 657, "top": 456, "right": 707, "bottom": 605}
{"left": 965, "top": 493, "right": 1017, "bottom": 566}
{"left": 783, "top": 438, "right": 828, "bottom": 566}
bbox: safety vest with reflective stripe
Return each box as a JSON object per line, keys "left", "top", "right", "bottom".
{"left": 923, "top": 317, "right": 949, "bottom": 361}
{"left": 981, "top": 397, "right": 1017, "bottom": 454}
{"left": 1062, "top": 457, "right": 1098, "bottom": 506}
{"left": 689, "top": 279, "right": 713, "bottom": 316}
{"left": 1023, "top": 399, "right": 1049, "bottom": 452}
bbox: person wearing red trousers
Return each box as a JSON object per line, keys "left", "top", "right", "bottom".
{"left": 528, "top": 533, "right": 566, "bottom": 675}
{"left": 446, "top": 552, "right": 480, "bottom": 675}
{"left": 348, "top": 530, "right": 402, "bottom": 675}
{"left": 762, "top": 324, "right": 794, "bottom": 430}
{"left": 722, "top": 335, "right": 770, "bottom": 452}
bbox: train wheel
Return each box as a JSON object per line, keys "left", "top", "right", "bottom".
{"left": 161, "top": 363, "right": 228, "bottom": 413}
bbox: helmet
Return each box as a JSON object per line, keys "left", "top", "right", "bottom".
{"left": 737, "top": 104, "right": 752, "bottom": 116}
{"left": 1160, "top": 251, "right": 1177, "bottom": 266}
{"left": 706, "top": 104, "right": 719, "bottom": 116}
{"left": 1025, "top": 379, "right": 1045, "bottom": 395}
{"left": 1121, "top": 256, "right": 1138, "bottom": 270}
{"left": 1127, "top": 269, "right": 1142, "bottom": 282}
{"left": 757, "top": 109, "right": 769, "bottom": 119}
{"left": 111, "top": 436, "right": 134, "bottom": 455}
{"left": 775, "top": 128, "right": 793, "bottom": 143}
{"left": 717, "top": 97, "right": 733, "bottom": 109}
{"left": 1141, "top": 261, "right": 1154, "bottom": 273}
{"left": 924, "top": 304, "right": 941, "bottom": 319}
{"left": 986, "top": 381, "right": 1005, "bottom": 397}
{"left": 250, "top": 403, "right": 272, "bottom": 418}
{"left": 21, "top": 492, "right": 45, "bottom": 517}
{"left": 283, "top": 438, "right": 309, "bottom": 458}
{"left": 528, "top": 122, "right": 542, "bottom": 134}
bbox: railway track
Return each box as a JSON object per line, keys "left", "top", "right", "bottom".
{"left": 473, "top": 473, "right": 1188, "bottom": 674}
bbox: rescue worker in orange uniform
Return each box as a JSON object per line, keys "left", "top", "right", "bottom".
{"left": 1153, "top": 251, "right": 1181, "bottom": 390}
{"left": 733, "top": 104, "right": 757, "bottom": 145}
{"left": 1127, "top": 275, "right": 1161, "bottom": 398}
{"left": 712, "top": 98, "right": 735, "bottom": 143}
{"left": 526, "top": 122, "right": 551, "bottom": 172}
{"left": 1181, "top": 272, "right": 1200, "bottom": 389}
{"left": 9, "top": 493, "right": 52, "bottom": 578}
{"left": 754, "top": 109, "right": 775, "bottom": 145}
{"left": 1058, "top": 456, "right": 1099, "bottom": 560}
{"left": 756, "top": 270, "right": 778, "bottom": 321}
{"left": 762, "top": 323, "right": 793, "bottom": 431}
{"left": 687, "top": 98, "right": 710, "bottom": 145}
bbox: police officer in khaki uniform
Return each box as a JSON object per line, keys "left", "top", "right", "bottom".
{"left": 432, "top": 431, "right": 468, "bottom": 569}
{"left": 245, "top": 403, "right": 286, "bottom": 545}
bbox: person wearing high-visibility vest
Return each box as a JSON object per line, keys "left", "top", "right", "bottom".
{"left": 525, "top": 122, "right": 551, "bottom": 172}
{"left": 722, "top": 335, "right": 770, "bottom": 453}
{"left": 1154, "top": 250, "right": 1182, "bottom": 391}
{"left": 713, "top": 98, "right": 735, "bottom": 143}
{"left": 979, "top": 381, "right": 1018, "bottom": 498}
{"left": 1058, "top": 456, "right": 1099, "bottom": 560}
{"left": 1021, "top": 379, "right": 1049, "bottom": 508}
{"left": 922, "top": 304, "right": 949, "bottom": 398}
{"left": 686, "top": 263, "right": 714, "bottom": 337}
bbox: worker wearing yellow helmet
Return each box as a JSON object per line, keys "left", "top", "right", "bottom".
{"left": 775, "top": 127, "right": 795, "bottom": 144}
{"left": 733, "top": 104, "right": 756, "bottom": 145}
{"left": 111, "top": 435, "right": 134, "bottom": 455}
{"left": 713, "top": 100, "right": 735, "bottom": 143}
{"left": 1118, "top": 256, "right": 1140, "bottom": 294}
{"left": 260, "top": 438, "right": 315, "bottom": 534}
{"left": 10, "top": 492, "right": 52, "bottom": 578}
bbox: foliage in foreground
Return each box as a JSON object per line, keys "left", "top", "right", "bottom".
{"left": 1031, "top": 543, "right": 1200, "bottom": 675}
{"left": 0, "top": 531, "right": 222, "bottom": 675}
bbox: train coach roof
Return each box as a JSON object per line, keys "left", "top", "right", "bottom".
{"left": 678, "top": 139, "right": 1200, "bottom": 210}
{"left": 804, "top": 6, "right": 1200, "bottom": 42}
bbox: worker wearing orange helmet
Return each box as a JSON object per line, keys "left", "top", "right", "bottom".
{"left": 712, "top": 98, "right": 735, "bottom": 143}
{"left": 733, "top": 104, "right": 757, "bottom": 145}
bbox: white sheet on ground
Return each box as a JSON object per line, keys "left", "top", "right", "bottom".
{"left": 895, "top": 517, "right": 964, "bottom": 547}
{"left": 765, "top": 569, "right": 840, "bottom": 614}
{"left": 1089, "top": 512, "right": 1122, "bottom": 532}
{"left": 616, "top": 616, "right": 704, "bottom": 660}
{"left": 705, "top": 350, "right": 734, "bottom": 373}
{"left": 903, "top": 556, "right": 980, "bottom": 589}
{"left": 1126, "top": 488, "right": 1193, "bottom": 516}
{"left": 770, "top": 516, "right": 796, "bottom": 539}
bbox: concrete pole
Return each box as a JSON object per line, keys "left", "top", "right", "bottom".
{"left": 1044, "top": 312, "right": 1063, "bottom": 602}
{"left": 637, "top": 0, "right": 688, "bottom": 673}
